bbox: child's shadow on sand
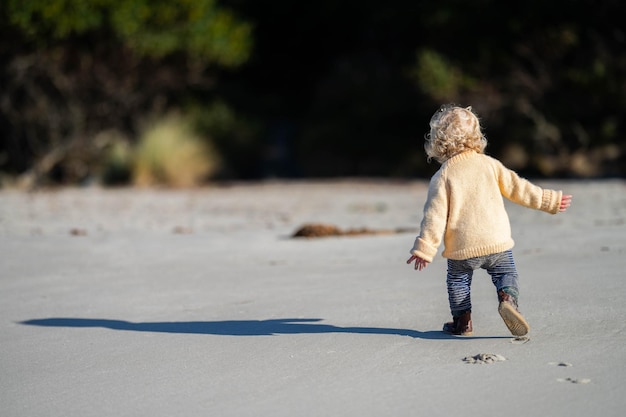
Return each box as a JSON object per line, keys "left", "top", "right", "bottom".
{"left": 20, "top": 318, "right": 507, "bottom": 340}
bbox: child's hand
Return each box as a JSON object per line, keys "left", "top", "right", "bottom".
{"left": 407, "top": 255, "right": 429, "bottom": 271}
{"left": 559, "top": 194, "right": 572, "bottom": 212}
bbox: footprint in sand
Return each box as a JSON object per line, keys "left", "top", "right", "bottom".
{"left": 548, "top": 361, "right": 573, "bottom": 367}
{"left": 549, "top": 362, "right": 591, "bottom": 384}
{"left": 463, "top": 353, "right": 507, "bottom": 364}
{"left": 510, "top": 336, "right": 530, "bottom": 344}
{"left": 557, "top": 377, "right": 591, "bottom": 384}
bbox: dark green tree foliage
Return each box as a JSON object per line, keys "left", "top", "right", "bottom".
{"left": 0, "top": 0, "right": 251, "bottom": 183}
{"left": 8, "top": 0, "right": 250, "bottom": 65}
{"left": 410, "top": 0, "right": 626, "bottom": 177}
{"left": 217, "top": 0, "right": 625, "bottom": 178}
{"left": 1, "top": 0, "right": 625, "bottom": 183}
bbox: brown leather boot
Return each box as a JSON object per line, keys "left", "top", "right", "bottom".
{"left": 442, "top": 311, "right": 473, "bottom": 336}
{"left": 498, "top": 290, "right": 530, "bottom": 336}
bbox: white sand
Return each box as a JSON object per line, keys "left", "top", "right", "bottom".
{"left": 1, "top": 179, "right": 625, "bottom": 417}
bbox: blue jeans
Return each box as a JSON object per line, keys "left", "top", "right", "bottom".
{"left": 446, "top": 250, "right": 519, "bottom": 317}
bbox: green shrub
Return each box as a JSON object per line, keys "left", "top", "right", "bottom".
{"left": 98, "top": 131, "right": 133, "bottom": 186}
{"left": 410, "top": 49, "right": 476, "bottom": 102}
{"left": 7, "top": 0, "right": 252, "bottom": 67}
{"left": 190, "top": 100, "right": 262, "bottom": 179}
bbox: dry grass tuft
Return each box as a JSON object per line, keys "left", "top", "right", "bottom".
{"left": 133, "top": 114, "right": 220, "bottom": 187}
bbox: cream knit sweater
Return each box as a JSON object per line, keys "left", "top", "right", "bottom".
{"left": 411, "top": 150, "right": 562, "bottom": 262}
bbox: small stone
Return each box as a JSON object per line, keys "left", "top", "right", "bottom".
{"left": 173, "top": 226, "right": 193, "bottom": 234}
{"left": 69, "top": 228, "right": 87, "bottom": 236}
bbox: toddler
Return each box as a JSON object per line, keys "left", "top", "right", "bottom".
{"left": 406, "top": 104, "right": 572, "bottom": 336}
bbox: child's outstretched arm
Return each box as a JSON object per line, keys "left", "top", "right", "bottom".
{"left": 406, "top": 255, "right": 429, "bottom": 271}
{"left": 560, "top": 194, "right": 572, "bottom": 212}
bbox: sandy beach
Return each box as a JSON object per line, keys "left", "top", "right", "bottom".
{"left": 1, "top": 179, "right": 625, "bottom": 417}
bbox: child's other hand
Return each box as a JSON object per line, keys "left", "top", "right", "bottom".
{"left": 559, "top": 194, "right": 572, "bottom": 212}
{"left": 407, "top": 255, "right": 429, "bottom": 271}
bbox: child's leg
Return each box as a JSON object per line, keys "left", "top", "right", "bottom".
{"left": 484, "top": 250, "right": 519, "bottom": 303}
{"left": 446, "top": 258, "right": 474, "bottom": 316}
{"left": 484, "top": 250, "right": 529, "bottom": 336}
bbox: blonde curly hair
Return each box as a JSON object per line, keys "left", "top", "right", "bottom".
{"left": 424, "top": 104, "right": 487, "bottom": 163}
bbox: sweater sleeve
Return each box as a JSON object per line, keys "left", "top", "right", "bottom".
{"left": 493, "top": 159, "right": 562, "bottom": 214}
{"left": 410, "top": 171, "right": 448, "bottom": 262}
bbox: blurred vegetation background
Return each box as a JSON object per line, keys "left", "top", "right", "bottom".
{"left": 1, "top": 0, "right": 624, "bottom": 187}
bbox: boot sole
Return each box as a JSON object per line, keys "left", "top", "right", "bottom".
{"left": 498, "top": 302, "right": 530, "bottom": 336}
{"left": 443, "top": 329, "right": 474, "bottom": 336}
{"left": 442, "top": 323, "right": 473, "bottom": 337}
